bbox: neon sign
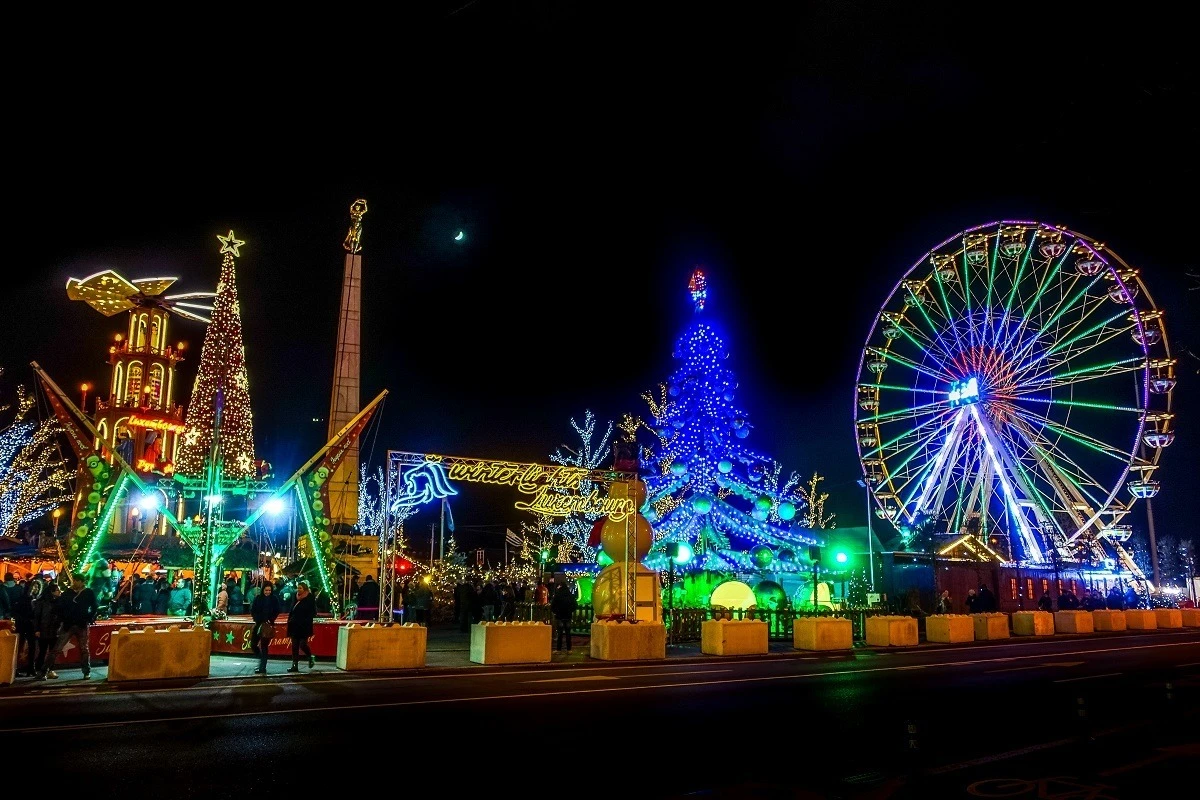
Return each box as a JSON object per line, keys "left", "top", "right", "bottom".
{"left": 128, "top": 414, "right": 187, "bottom": 433}
{"left": 391, "top": 454, "right": 637, "bottom": 522}
{"left": 948, "top": 376, "right": 981, "bottom": 407}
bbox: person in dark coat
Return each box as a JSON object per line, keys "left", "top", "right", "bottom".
{"left": 1037, "top": 592, "right": 1054, "bottom": 611}
{"left": 551, "top": 582, "right": 578, "bottom": 652}
{"left": 153, "top": 576, "right": 171, "bottom": 615}
{"left": 46, "top": 574, "right": 98, "bottom": 679}
{"left": 978, "top": 584, "right": 997, "bottom": 612}
{"left": 31, "top": 581, "right": 62, "bottom": 679}
{"left": 227, "top": 580, "right": 244, "bottom": 615}
{"left": 12, "top": 579, "right": 39, "bottom": 676}
{"left": 355, "top": 575, "right": 379, "bottom": 620}
{"left": 250, "top": 582, "right": 281, "bottom": 675}
{"left": 287, "top": 580, "right": 317, "bottom": 672}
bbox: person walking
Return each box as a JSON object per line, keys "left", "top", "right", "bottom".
{"left": 12, "top": 579, "right": 38, "bottom": 676}
{"left": 355, "top": 575, "right": 379, "bottom": 620}
{"left": 45, "top": 574, "right": 98, "bottom": 679}
{"left": 31, "top": 581, "right": 62, "bottom": 679}
{"left": 551, "top": 582, "right": 577, "bottom": 652}
{"left": 287, "top": 580, "right": 317, "bottom": 672}
{"left": 250, "top": 582, "right": 281, "bottom": 675}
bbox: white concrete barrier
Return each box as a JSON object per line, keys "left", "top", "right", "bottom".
{"left": 1012, "top": 611, "right": 1054, "bottom": 636}
{"left": 701, "top": 618, "right": 768, "bottom": 655}
{"left": 1054, "top": 610, "right": 1094, "bottom": 634}
{"left": 107, "top": 625, "right": 210, "bottom": 682}
{"left": 1153, "top": 608, "right": 1183, "bottom": 629}
{"left": 793, "top": 617, "right": 853, "bottom": 651}
{"left": 971, "top": 613, "right": 1010, "bottom": 640}
{"left": 864, "top": 615, "right": 918, "bottom": 647}
{"left": 1091, "top": 609, "right": 1127, "bottom": 632}
{"left": 1124, "top": 609, "right": 1157, "bottom": 630}
{"left": 0, "top": 630, "right": 17, "bottom": 686}
{"left": 470, "top": 622, "right": 552, "bottom": 665}
{"left": 590, "top": 620, "right": 666, "bottom": 661}
{"left": 926, "top": 615, "right": 973, "bottom": 643}
{"left": 336, "top": 623, "right": 427, "bottom": 670}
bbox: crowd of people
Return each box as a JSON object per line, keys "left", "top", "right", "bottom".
{"left": 1, "top": 571, "right": 99, "bottom": 680}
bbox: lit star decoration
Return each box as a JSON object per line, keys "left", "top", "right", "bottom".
{"left": 176, "top": 233, "right": 258, "bottom": 479}
{"left": 217, "top": 230, "right": 244, "bottom": 257}
{"left": 637, "top": 273, "right": 819, "bottom": 574}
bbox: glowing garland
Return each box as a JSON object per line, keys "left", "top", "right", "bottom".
{"left": 0, "top": 378, "right": 71, "bottom": 538}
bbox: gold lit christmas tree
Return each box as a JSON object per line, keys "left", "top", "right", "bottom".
{"left": 176, "top": 231, "right": 257, "bottom": 479}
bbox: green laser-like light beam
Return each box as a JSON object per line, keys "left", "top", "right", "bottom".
{"left": 1010, "top": 395, "right": 1145, "bottom": 414}
{"left": 869, "top": 345, "right": 952, "bottom": 385}
{"left": 867, "top": 406, "right": 960, "bottom": 474}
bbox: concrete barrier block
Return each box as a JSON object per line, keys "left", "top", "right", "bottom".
{"left": 1124, "top": 609, "right": 1158, "bottom": 630}
{"left": 1153, "top": 608, "right": 1183, "bottom": 629}
{"left": 1181, "top": 608, "right": 1200, "bottom": 628}
{"left": 589, "top": 620, "right": 666, "bottom": 661}
{"left": 793, "top": 617, "right": 853, "bottom": 651}
{"left": 336, "top": 623, "right": 427, "bottom": 670}
{"left": 864, "top": 615, "right": 919, "bottom": 647}
{"left": 971, "top": 613, "right": 1010, "bottom": 640}
{"left": 926, "top": 615, "right": 974, "bottom": 643}
{"left": 469, "top": 621, "right": 552, "bottom": 665}
{"left": 1054, "top": 610, "right": 1094, "bottom": 634}
{"left": 701, "top": 618, "right": 768, "bottom": 656}
{"left": 107, "top": 625, "right": 210, "bottom": 682}
{"left": 1091, "top": 609, "right": 1127, "bottom": 632}
{"left": 1012, "top": 611, "right": 1054, "bottom": 636}
{"left": 0, "top": 629, "right": 17, "bottom": 686}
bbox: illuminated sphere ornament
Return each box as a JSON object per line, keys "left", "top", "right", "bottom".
{"left": 753, "top": 580, "right": 787, "bottom": 610}
{"left": 732, "top": 416, "right": 745, "bottom": 429}
{"left": 752, "top": 507, "right": 768, "bottom": 521}
{"left": 710, "top": 580, "right": 757, "bottom": 610}
{"left": 600, "top": 514, "right": 653, "bottom": 560}
{"left": 778, "top": 547, "right": 795, "bottom": 563}
{"left": 751, "top": 544, "right": 774, "bottom": 569}
{"left": 777, "top": 501, "right": 796, "bottom": 521}
{"left": 755, "top": 495, "right": 772, "bottom": 511}
{"left": 736, "top": 427, "right": 750, "bottom": 439}
{"left": 718, "top": 458, "right": 733, "bottom": 474}
{"left": 724, "top": 390, "right": 735, "bottom": 401}
{"left": 691, "top": 494, "right": 713, "bottom": 514}
{"left": 670, "top": 461, "right": 688, "bottom": 476}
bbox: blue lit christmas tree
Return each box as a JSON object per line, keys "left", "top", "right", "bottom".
{"left": 638, "top": 270, "right": 821, "bottom": 574}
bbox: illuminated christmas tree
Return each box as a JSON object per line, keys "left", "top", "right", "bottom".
{"left": 547, "top": 409, "right": 616, "bottom": 562}
{"left": 1, "top": 369, "right": 71, "bottom": 537}
{"left": 177, "top": 232, "right": 257, "bottom": 479}
{"left": 639, "top": 269, "right": 819, "bottom": 574}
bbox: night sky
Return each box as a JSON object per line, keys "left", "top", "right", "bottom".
{"left": 6, "top": 4, "right": 1197, "bottom": 552}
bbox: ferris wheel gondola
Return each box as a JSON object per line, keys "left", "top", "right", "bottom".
{"left": 853, "top": 221, "right": 1175, "bottom": 579}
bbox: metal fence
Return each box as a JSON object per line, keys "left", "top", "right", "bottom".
{"left": 516, "top": 603, "right": 896, "bottom": 641}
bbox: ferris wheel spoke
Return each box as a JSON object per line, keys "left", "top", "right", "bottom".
{"left": 1020, "top": 305, "right": 1133, "bottom": 378}
{"left": 1005, "top": 402, "right": 1136, "bottom": 465}
{"left": 928, "top": 257, "right": 970, "bottom": 358}
{"left": 873, "top": 346, "right": 954, "bottom": 384}
{"left": 1012, "top": 355, "right": 1146, "bottom": 396}
{"left": 997, "top": 240, "right": 1076, "bottom": 357}
{"left": 898, "top": 288, "right": 960, "bottom": 367}
{"left": 863, "top": 403, "right": 958, "bottom": 460}
{"left": 903, "top": 409, "right": 970, "bottom": 522}
{"left": 1011, "top": 274, "right": 1109, "bottom": 365}
{"left": 1003, "top": 413, "right": 1122, "bottom": 539}
{"left": 883, "top": 415, "right": 964, "bottom": 521}
{"left": 1015, "top": 314, "right": 1145, "bottom": 388}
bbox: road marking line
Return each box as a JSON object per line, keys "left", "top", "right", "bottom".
{"left": 1053, "top": 672, "right": 1122, "bottom": 683}
{"left": 527, "top": 675, "right": 618, "bottom": 683}
{"left": 2, "top": 637, "right": 1195, "bottom": 706}
{"left": 925, "top": 737, "right": 1076, "bottom": 774}
{"left": 986, "top": 660, "right": 1083, "bottom": 674}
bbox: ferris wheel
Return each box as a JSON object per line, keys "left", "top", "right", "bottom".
{"left": 854, "top": 221, "right": 1176, "bottom": 572}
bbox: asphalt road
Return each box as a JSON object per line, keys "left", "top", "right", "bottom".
{"left": 3, "top": 629, "right": 1197, "bottom": 799}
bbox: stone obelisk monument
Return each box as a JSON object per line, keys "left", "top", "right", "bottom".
{"left": 327, "top": 199, "right": 368, "bottom": 534}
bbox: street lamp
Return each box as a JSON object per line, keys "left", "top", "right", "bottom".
{"left": 79, "top": 383, "right": 90, "bottom": 413}
{"left": 665, "top": 541, "right": 693, "bottom": 644}
{"left": 52, "top": 507, "right": 64, "bottom": 540}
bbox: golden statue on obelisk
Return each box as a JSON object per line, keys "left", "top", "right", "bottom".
{"left": 343, "top": 198, "right": 368, "bottom": 254}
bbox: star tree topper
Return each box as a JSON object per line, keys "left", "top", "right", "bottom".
{"left": 217, "top": 230, "right": 245, "bottom": 257}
